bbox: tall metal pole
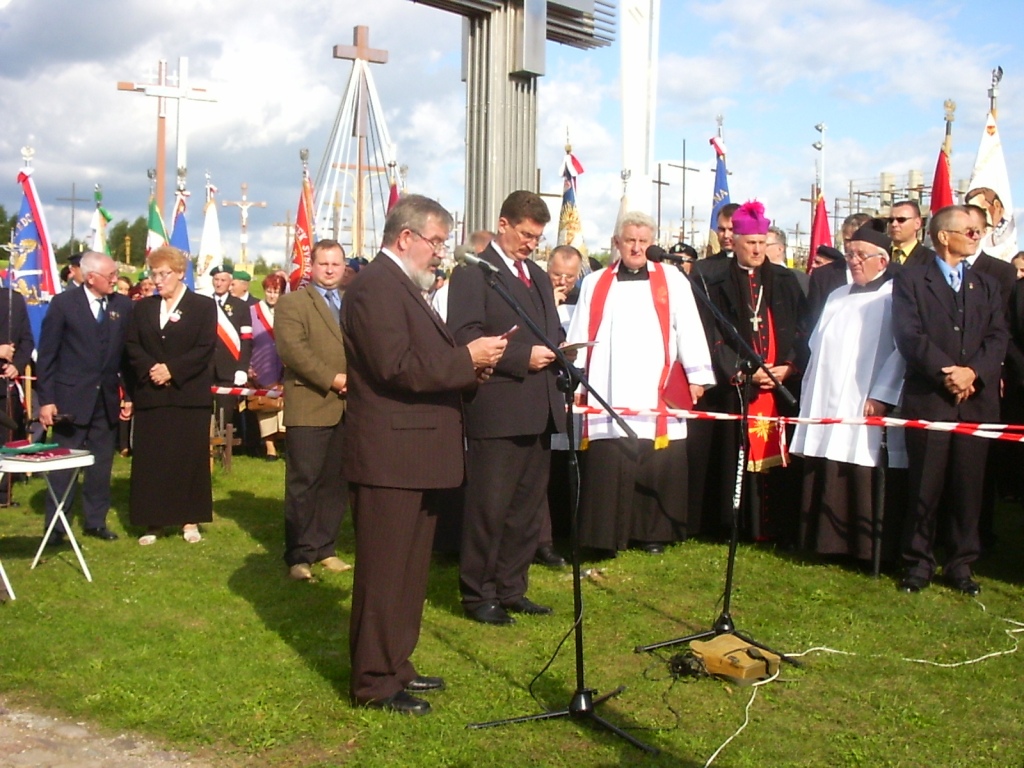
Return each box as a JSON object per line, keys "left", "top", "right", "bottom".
{"left": 813, "top": 122, "right": 826, "bottom": 199}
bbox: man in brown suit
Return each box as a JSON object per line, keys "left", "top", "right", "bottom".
{"left": 341, "top": 195, "right": 507, "bottom": 715}
{"left": 276, "top": 239, "right": 351, "bottom": 581}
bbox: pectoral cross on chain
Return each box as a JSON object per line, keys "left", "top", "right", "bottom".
{"left": 750, "top": 314, "right": 762, "bottom": 333}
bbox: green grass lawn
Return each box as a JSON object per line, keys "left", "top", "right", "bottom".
{"left": 1, "top": 455, "right": 1022, "bottom": 767}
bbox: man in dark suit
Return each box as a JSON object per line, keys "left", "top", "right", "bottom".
{"left": 892, "top": 205, "right": 1008, "bottom": 596}
{"left": 210, "top": 266, "right": 252, "bottom": 431}
{"left": 0, "top": 285, "right": 34, "bottom": 507}
{"left": 342, "top": 194, "right": 506, "bottom": 715}
{"left": 888, "top": 200, "right": 936, "bottom": 267}
{"left": 447, "top": 190, "right": 564, "bottom": 626}
{"left": 275, "top": 239, "right": 351, "bottom": 581}
{"left": 36, "top": 252, "right": 132, "bottom": 541}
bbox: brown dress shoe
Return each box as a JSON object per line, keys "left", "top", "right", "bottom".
{"left": 318, "top": 556, "right": 353, "bottom": 573}
{"left": 289, "top": 563, "right": 313, "bottom": 580}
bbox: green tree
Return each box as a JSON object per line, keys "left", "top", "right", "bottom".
{"left": 253, "top": 255, "right": 269, "bottom": 276}
{"left": 54, "top": 239, "right": 88, "bottom": 262}
{"left": 108, "top": 217, "right": 148, "bottom": 267}
{"left": 0, "top": 203, "right": 19, "bottom": 243}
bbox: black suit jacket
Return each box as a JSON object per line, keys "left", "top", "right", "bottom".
{"left": 692, "top": 258, "right": 806, "bottom": 409}
{"left": 804, "top": 259, "right": 847, "bottom": 336}
{"left": 892, "top": 260, "right": 1007, "bottom": 422}
{"left": 969, "top": 252, "right": 1016, "bottom": 317}
{"left": 447, "top": 245, "right": 563, "bottom": 439}
{"left": 341, "top": 252, "right": 477, "bottom": 490}
{"left": 211, "top": 294, "right": 252, "bottom": 383}
{"left": 36, "top": 286, "right": 132, "bottom": 425}
{"left": 125, "top": 291, "right": 217, "bottom": 410}
{"left": 900, "top": 241, "right": 937, "bottom": 268}
{"left": 0, "top": 289, "right": 34, "bottom": 399}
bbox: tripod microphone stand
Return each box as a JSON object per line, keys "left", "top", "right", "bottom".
{"left": 634, "top": 258, "right": 800, "bottom": 666}
{"left": 463, "top": 257, "right": 657, "bottom": 754}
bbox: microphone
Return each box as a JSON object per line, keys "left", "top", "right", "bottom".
{"left": 646, "top": 245, "right": 668, "bottom": 262}
{"left": 645, "top": 245, "right": 694, "bottom": 265}
{"left": 463, "top": 253, "right": 500, "bottom": 275}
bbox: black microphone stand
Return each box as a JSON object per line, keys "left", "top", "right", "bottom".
{"left": 465, "top": 261, "right": 657, "bottom": 754}
{"left": 634, "top": 261, "right": 800, "bottom": 666}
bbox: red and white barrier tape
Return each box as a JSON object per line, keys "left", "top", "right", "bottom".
{"left": 211, "top": 386, "right": 282, "bottom": 398}
{"left": 571, "top": 405, "right": 1024, "bottom": 443}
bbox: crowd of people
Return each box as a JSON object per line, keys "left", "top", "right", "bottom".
{"left": 3, "top": 184, "right": 1021, "bottom": 718}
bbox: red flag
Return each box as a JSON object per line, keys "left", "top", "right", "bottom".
{"left": 930, "top": 147, "right": 954, "bottom": 215}
{"left": 289, "top": 176, "right": 315, "bottom": 291}
{"left": 807, "top": 194, "right": 832, "bottom": 275}
{"left": 386, "top": 179, "right": 400, "bottom": 213}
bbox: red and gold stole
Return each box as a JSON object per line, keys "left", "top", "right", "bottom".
{"left": 746, "top": 309, "right": 787, "bottom": 472}
{"left": 580, "top": 261, "right": 688, "bottom": 450}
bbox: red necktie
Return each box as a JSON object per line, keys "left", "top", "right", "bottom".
{"left": 515, "top": 260, "right": 531, "bottom": 288}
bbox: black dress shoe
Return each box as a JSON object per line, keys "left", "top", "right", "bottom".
{"left": 533, "top": 544, "right": 567, "bottom": 568}
{"left": 464, "top": 601, "right": 516, "bottom": 625}
{"left": 0, "top": 501, "right": 21, "bottom": 508}
{"left": 45, "top": 533, "right": 66, "bottom": 548}
{"left": 502, "top": 596, "right": 553, "bottom": 615}
{"left": 406, "top": 675, "right": 446, "bottom": 693}
{"left": 898, "top": 575, "right": 929, "bottom": 593}
{"left": 944, "top": 575, "right": 981, "bottom": 596}
{"left": 83, "top": 527, "right": 119, "bottom": 541}
{"left": 364, "top": 690, "right": 431, "bottom": 715}
{"left": 640, "top": 542, "right": 666, "bottom": 555}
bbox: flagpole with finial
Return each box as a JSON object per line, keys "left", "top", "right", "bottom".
{"left": 989, "top": 66, "right": 1003, "bottom": 119}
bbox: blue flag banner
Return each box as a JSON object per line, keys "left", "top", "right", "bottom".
{"left": 169, "top": 192, "right": 195, "bottom": 290}
{"left": 709, "top": 137, "right": 731, "bottom": 254}
{"left": 12, "top": 168, "right": 61, "bottom": 344}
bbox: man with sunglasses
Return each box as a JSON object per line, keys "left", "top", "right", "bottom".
{"left": 447, "top": 190, "right": 564, "bottom": 626}
{"left": 887, "top": 200, "right": 935, "bottom": 267}
{"left": 892, "top": 205, "right": 1007, "bottom": 596}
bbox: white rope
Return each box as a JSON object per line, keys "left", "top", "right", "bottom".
{"left": 703, "top": 669, "right": 780, "bottom": 768}
{"left": 702, "top": 601, "right": 1024, "bottom": 766}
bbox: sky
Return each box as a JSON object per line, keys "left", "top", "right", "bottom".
{"left": 0, "top": 0, "right": 1021, "bottom": 265}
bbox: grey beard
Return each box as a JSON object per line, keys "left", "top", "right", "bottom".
{"left": 411, "top": 268, "right": 435, "bottom": 292}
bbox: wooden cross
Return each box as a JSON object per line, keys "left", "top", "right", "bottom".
{"left": 55, "top": 183, "right": 92, "bottom": 252}
{"left": 652, "top": 163, "right": 671, "bottom": 244}
{"left": 331, "top": 26, "right": 390, "bottom": 256}
{"left": 334, "top": 25, "right": 388, "bottom": 66}
{"left": 118, "top": 57, "right": 215, "bottom": 217}
{"left": 273, "top": 210, "right": 294, "bottom": 262}
{"left": 222, "top": 183, "right": 267, "bottom": 272}
{"left": 118, "top": 60, "right": 169, "bottom": 215}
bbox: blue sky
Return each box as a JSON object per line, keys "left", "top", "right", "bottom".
{"left": 0, "top": 0, "right": 1020, "bottom": 263}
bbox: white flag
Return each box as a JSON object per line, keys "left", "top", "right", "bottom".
{"left": 967, "top": 112, "right": 1017, "bottom": 261}
{"left": 195, "top": 198, "right": 224, "bottom": 295}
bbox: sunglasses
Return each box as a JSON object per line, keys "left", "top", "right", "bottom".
{"left": 887, "top": 216, "right": 914, "bottom": 224}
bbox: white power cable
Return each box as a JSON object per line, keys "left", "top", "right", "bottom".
{"left": 702, "top": 599, "right": 1024, "bottom": 767}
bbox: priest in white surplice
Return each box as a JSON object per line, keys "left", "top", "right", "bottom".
{"left": 567, "top": 212, "right": 715, "bottom": 557}
{"left": 792, "top": 222, "right": 907, "bottom": 562}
